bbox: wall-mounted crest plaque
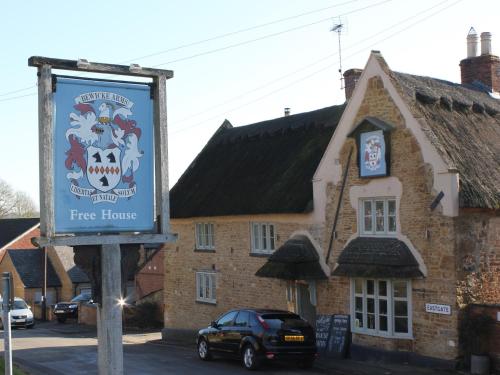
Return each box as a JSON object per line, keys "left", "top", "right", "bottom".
{"left": 360, "top": 130, "right": 387, "bottom": 177}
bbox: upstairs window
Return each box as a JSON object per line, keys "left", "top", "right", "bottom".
{"left": 360, "top": 198, "right": 396, "bottom": 236}
{"left": 195, "top": 223, "right": 215, "bottom": 250}
{"left": 251, "top": 223, "right": 276, "bottom": 254}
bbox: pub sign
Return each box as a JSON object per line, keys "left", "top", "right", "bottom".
{"left": 53, "top": 77, "right": 154, "bottom": 233}
{"left": 360, "top": 130, "right": 387, "bottom": 177}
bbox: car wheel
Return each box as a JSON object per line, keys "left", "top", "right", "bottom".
{"left": 57, "top": 317, "right": 66, "bottom": 323}
{"left": 197, "top": 338, "right": 212, "bottom": 361}
{"left": 27, "top": 323, "right": 34, "bottom": 329}
{"left": 298, "top": 357, "right": 315, "bottom": 369}
{"left": 242, "top": 344, "right": 261, "bottom": 370}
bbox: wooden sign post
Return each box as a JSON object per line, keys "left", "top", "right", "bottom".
{"left": 29, "top": 57, "right": 175, "bottom": 375}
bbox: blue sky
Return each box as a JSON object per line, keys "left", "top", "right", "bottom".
{"left": 1, "top": 0, "right": 499, "bottom": 206}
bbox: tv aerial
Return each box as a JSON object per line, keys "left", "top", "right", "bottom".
{"left": 331, "top": 21, "right": 344, "bottom": 90}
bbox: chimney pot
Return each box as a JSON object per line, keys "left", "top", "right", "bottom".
{"left": 460, "top": 29, "right": 500, "bottom": 93}
{"left": 284, "top": 107, "right": 290, "bottom": 116}
{"left": 481, "top": 32, "right": 492, "bottom": 55}
{"left": 467, "top": 27, "right": 478, "bottom": 58}
{"left": 343, "top": 69, "right": 363, "bottom": 101}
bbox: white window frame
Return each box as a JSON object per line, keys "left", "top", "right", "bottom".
{"left": 195, "top": 271, "right": 216, "bottom": 304}
{"left": 359, "top": 198, "right": 397, "bottom": 236}
{"left": 350, "top": 278, "right": 412, "bottom": 339}
{"left": 250, "top": 222, "right": 276, "bottom": 254}
{"left": 195, "top": 223, "right": 215, "bottom": 250}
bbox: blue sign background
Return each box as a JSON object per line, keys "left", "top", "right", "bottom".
{"left": 53, "top": 77, "right": 154, "bottom": 233}
{"left": 360, "top": 130, "right": 387, "bottom": 177}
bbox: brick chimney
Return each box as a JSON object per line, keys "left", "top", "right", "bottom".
{"left": 460, "top": 28, "right": 500, "bottom": 92}
{"left": 343, "top": 69, "right": 363, "bottom": 101}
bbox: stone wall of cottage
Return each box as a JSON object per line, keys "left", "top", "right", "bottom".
{"left": 164, "top": 215, "right": 312, "bottom": 330}
{"left": 321, "top": 75, "right": 459, "bottom": 361}
{"left": 456, "top": 213, "right": 500, "bottom": 306}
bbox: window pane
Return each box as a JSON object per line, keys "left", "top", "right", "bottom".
{"left": 364, "top": 201, "right": 372, "bottom": 232}
{"left": 253, "top": 224, "right": 259, "bottom": 250}
{"left": 367, "top": 314, "right": 375, "bottom": 329}
{"left": 269, "top": 225, "right": 275, "bottom": 249}
{"left": 394, "top": 317, "right": 408, "bottom": 333}
{"left": 196, "top": 224, "right": 202, "bottom": 247}
{"left": 364, "top": 200, "right": 372, "bottom": 215}
{"left": 367, "top": 298, "right": 374, "bottom": 313}
{"left": 388, "top": 216, "right": 397, "bottom": 232}
{"left": 355, "top": 313, "right": 363, "bottom": 328}
{"left": 197, "top": 274, "right": 203, "bottom": 298}
{"left": 203, "top": 224, "right": 208, "bottom": 247}
{"left": 378, "top": 281, "right": 387, "bottom": 296}
{"left": 393, "top": 281, "right": 407, "bottom": 298}
{"left": 388, "top": 200, "right": 396, "bottom": 215}
{"left": 379, "top": 299, "right": 387, "bottom": 315}
{"left": 394, "top": 300, "right": 408, "bottom": 316}
{"left": 355, "top": 297, "right": 363, "bottom": 312}
{"left": 376, "top": 201, "right": 384, "bottom": 232}
{"left": 211, "top": 274, "right": 216, "bottom": 300}
{"left": 355, "top": 279, "right": 363, "bottom": 294}
{"left": 367, "top": 280, "right": 374, "bottom": 295}
{"left": 204, "top": 274, "right": 210, "bottom": 299}
{"left": 262, "top": 224, "right": 267, "bottom": 249}
{"left": 379, "top": 315, "right": 388, "bottom": 331}
{"left": 208, "top": 224, "right": 214, "bottom": 248}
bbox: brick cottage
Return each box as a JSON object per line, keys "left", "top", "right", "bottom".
{"left": 162, "top": 30, "right": 500, "bottom": 369}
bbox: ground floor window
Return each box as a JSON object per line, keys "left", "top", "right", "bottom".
{"left": 196, "top": 271, "right": 216, "bottom": 304}
{"left": 351, "top": 278, "right": 411, "bottom": 338}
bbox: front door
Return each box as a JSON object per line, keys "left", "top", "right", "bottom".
{"left": 297, "top": 283, "right": 317, "bottom": 328}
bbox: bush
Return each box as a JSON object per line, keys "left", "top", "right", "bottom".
{"left": 124, "top": 301, "right": 163, "bottom": 329}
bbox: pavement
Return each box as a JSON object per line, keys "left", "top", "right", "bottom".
{"left": 16, "top": 321, "right": 465, "bottom": 375}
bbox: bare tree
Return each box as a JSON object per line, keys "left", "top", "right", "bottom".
{"left": 0, "top": 179, "right": 38, "bottom": 218}
{"left": 13, "top": 191, "right": 38, "bottom": 218}
{"left": 0, "top": 179, "right": 16, "bottom": 217}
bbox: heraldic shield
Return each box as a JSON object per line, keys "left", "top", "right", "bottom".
{"left": 86, "top": 146, "right": 122, "bottom": 192}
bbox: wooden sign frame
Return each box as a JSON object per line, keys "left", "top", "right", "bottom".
{"left": 28, "top": 56, "right": 176, "bottom": 247}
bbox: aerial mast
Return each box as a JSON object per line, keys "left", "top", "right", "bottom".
{"left": 331, "top": 21, "right": 344, "bottom": 90}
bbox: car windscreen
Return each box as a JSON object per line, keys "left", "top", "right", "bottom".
{"left": 71, "top": 294, "right": 91, "bottom": 302}
{"left": 260, "top": 313, "right": 309, "bottom": 329}
{"left": 13, "top": 300, "right": 28, "bottom": 310}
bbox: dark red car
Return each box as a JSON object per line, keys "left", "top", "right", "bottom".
{"left": 197, "top": 308, "right": 316, "bottom": 370}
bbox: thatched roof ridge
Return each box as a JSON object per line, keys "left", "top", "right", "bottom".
{"left": 391, "top": 72, "right": 500, "bottom": 209}
{"left": 170, "top": 105, "right": 345, "bottom": 218}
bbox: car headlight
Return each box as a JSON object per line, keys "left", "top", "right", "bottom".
{"left": 54, "top": 304, "right": 58, "bottom": 309}
{"left": 69, "top": 304, "right": 78, "bottom": 309}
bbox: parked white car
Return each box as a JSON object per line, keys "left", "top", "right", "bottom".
{"left": 0, "top": 297, "right": 35, "bottom": 329}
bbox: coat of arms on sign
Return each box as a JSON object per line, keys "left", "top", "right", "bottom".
{"left": 64, "top": 91, "right": 143, "bottom": 204}
{"left": 359, "top": 130, "right": 387, "bottom": 177}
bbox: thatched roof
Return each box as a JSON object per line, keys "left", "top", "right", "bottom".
{"left": 170, "top": 105, "right": 345, "bottom": 218}
{"left": 332, "top": 237, "right": 423, "bottom": 278}
{"left": 255, "top": 235, "right": 328, "bottom": 280}
{"left": 391, "top": 72, "right": 500, "bottom": 209}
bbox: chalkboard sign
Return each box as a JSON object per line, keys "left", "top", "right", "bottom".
{"left": 315, "top": 315, "right": 333, "bottom": 353}
{"left": 327, "top": 314, "right": 350, "bottom": 358}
